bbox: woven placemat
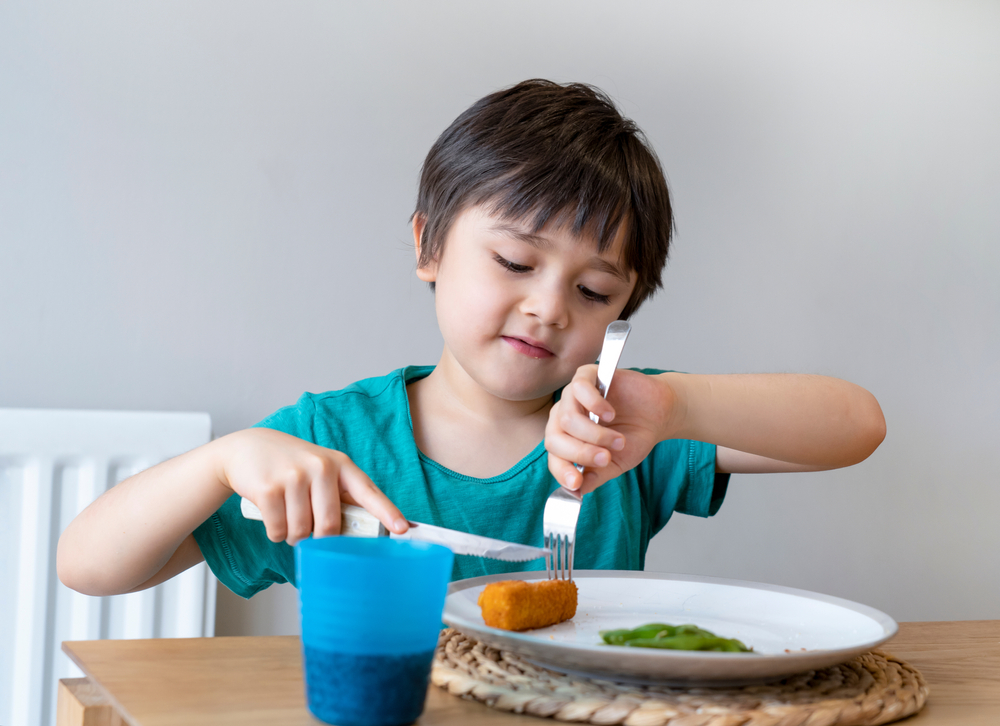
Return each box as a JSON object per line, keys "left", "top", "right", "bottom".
{"left": 432, "top": 629, "right": 928, "bottom": 726}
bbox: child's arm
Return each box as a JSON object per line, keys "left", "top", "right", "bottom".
{"left": 546, "top": 367, "right": 886, "bottom": 494}
{"left": 57, "top": 428, "right": 408, "bottom": 597}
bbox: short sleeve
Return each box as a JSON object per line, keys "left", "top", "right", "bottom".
{"left": 671, "top": 439, "right": 729, "bottom": 518}
{"left": 192, "top": 493, "right": 296, "bottom": 598}
{"left": 253, "top": 393, "right": 318, "bottom": 439}
{"left": 626, "top": 368, "right": 729, "bottom": 534}
{"left": 637, "top": 438, "right": 729, "bottom": 534}
{"left": 191, "top": 395, "right": 319, "bottom": 598}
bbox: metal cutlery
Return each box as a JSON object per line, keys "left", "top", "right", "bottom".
{"left": 575, "top": 320, "right": 632, "bottom": 473}
{"left": 545, "top": 320, "right": 632, "bottom": 581}
{"left": 240, "top": 497, "right": 548, "bottom": 563}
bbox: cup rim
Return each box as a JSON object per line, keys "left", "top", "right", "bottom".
{"left": 296, "top": 535, "right": 451, "bottom": 562}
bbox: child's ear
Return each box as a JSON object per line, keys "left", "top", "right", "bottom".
{"left": 412, "top": 214, "right": 438, "bottom": 282}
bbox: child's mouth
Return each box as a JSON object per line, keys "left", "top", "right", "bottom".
{"left": 502, "top": 336, "right": 554, "bottom": 359}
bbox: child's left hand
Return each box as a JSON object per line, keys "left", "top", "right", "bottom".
{"left": 545, "top": 366, "right": 677, "bottom": 495}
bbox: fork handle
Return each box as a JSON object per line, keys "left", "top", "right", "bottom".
{"left": 574, "top": 321, "right": 631, "bottom": 473}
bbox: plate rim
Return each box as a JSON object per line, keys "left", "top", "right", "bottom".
{"left": 443, "top": 569, "right": 898, "bottom": 664}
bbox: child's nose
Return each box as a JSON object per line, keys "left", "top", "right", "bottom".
{"left": 521, "top": 283, "right": 569, "bottom": 328}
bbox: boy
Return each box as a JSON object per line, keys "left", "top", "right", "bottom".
{"left": 58, "top": 80, "right": 885, "bottom": 597}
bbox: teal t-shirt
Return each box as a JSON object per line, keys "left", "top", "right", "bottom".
{"left": 193, "top": 366, "right": 729, "bottom": 598}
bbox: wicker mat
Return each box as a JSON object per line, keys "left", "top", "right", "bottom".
{"left": 432, "top": 629, "right": 928, "bottom": 726}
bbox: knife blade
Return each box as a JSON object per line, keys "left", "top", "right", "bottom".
{"left": 239, "top": 497, "right": 548, "bottom": 562}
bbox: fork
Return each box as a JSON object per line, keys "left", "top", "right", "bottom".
{"left": 543, "top": 320, "right": 632, "bottom": 581}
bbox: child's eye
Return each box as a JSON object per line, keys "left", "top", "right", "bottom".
{"left": 494, "top": 254, "right": 531, "bottom": 273}
{"left": 579, "top": 286, "right": 612, "bottom": 305}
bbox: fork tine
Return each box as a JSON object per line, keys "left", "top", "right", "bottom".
{"left": 543, "top": 526, "right": 577, "bottom": 580}
{"left": 561, "top": 535, "right": 569, "bottom": 581}
{"left": 568, "top": 538, "right": 574, "bottom": 582}
{"left": 543, "top": 486, "right": 581, "bottom": 581}
{"left": 557, "top": 536, "right": 564, "bottom": 580}
{"left": 559, "top": 535, "right": 569, "bottom": 580}
{"left": 552, "top": 535, "right": 559, "bottom": 580}
{"left": 558, "top": 536, "right": 564, "bottom": 580}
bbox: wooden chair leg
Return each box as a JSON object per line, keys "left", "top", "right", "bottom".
{"left": 57, "top": 678, "right": 124, "bottom": 726}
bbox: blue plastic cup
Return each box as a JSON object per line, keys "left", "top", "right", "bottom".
{"left": 296, "top": 536, "right": 454, "bottom": 726}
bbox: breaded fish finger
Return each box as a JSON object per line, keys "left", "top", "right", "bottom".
{"left": 477, "top": 579, "right": 578, "bottom": 631}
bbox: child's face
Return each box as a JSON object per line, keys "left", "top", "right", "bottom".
{"left": 416, "top": 204, "right": 637, "bottom": 402}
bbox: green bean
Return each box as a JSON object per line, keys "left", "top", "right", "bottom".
{"left": 672, "top": 624, "right": 716, "bottom": 638}
{"left": 598, "top": 622, "right": 752, "bottom": 652}
{"left": 600, "top": 623, "right": 676, "bottom": 645}
{"left": 625, "top": 635, "right": 751, "bottom": 652}
{"left": 600, "top": 629, "right": 637, "bottom": 646}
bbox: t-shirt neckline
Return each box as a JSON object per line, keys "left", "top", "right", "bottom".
{"left": 399, "top": 365, "right": 551, "bottom": 485}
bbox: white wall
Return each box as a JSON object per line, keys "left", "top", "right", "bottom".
{"left": 2, "top": 1, "right": 997, "bottom": 635}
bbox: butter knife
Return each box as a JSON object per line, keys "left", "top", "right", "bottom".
{"left": 239, "top": 497, "right": 548, "bottom": 562}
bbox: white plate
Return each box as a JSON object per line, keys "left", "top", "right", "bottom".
{"left": 442, "top": 570, "right": 897, "bottom": 685}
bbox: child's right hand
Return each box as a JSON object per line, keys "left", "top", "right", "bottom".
{"left": 215, "top": 428, "right": 409, "bottom": 545}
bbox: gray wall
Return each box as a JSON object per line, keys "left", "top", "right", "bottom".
{"left": 3, "top": 1, "right": 997, "bottom": 636}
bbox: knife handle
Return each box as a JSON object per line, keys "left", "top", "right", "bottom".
{"left": 239, "top": 496, "right": 388, "bottom": 538}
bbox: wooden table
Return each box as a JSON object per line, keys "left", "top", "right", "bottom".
{"left": 61, "top": 621, "right": 1000, "bottom": 726}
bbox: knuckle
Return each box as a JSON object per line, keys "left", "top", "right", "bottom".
{"left": 280, "top": 467, "right": 306, "bottom": 488}
{"left": 312, "top": 506, "right": 336, "bottom": 533}
{"left": 558, "top": 407, "right": 575, "bottom": 427}
{"left": 286, "top": 474, "right": 309, "bottom": 494}
{"left": 315, "top": 457, "right": 336, "bottom": 480}
{"left": 314, "top": 518, "right": 339, "bottom": 536}
{"left": 260, "top": 483, "right": 284, "bottom": 503}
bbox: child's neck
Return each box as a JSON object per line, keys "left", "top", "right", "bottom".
{"left": 406, "top": 351, "right": 555, "bottom": 479}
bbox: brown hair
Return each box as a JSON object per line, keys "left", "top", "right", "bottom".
{"left": 413, "top": 79, "right": 673, "bottom": 319}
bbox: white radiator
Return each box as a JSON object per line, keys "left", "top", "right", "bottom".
{"left": 0, "top": 408, "right": 217, "bottom": 726}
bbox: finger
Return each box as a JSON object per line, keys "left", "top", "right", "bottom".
{"left": 337, "top": 457, "right": 409, "bottom": 534}
{"left": 556, "top": 403, "right": 625, "bottom": 450}
{"left": 255, "top": 485, "right": 290, "bottom": 543}
{"left": 310, "top": 460, "right": 342, "bottom": 538}
{"left": 283, "top": 474, "right": 314, "bottom": 546}
{"left": 572, "top": 363, "right": 599, "bottom": 386}
{"left": 546, "top": 430, "right": 614, "bottom": 471}
{"left": 546, "top": 456, "right": 615, "bottom": 495}
{"left": 576, "top": 468, "right": 614, "bottom": 496}
{"left": 560, "top": 367, "right": 599, "bottom": 411}
{"left": 568, "top": 376, "right": 616, "bottom": 422}
{"left": 547, "top": 451, "right": 584, "bottom": 491}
